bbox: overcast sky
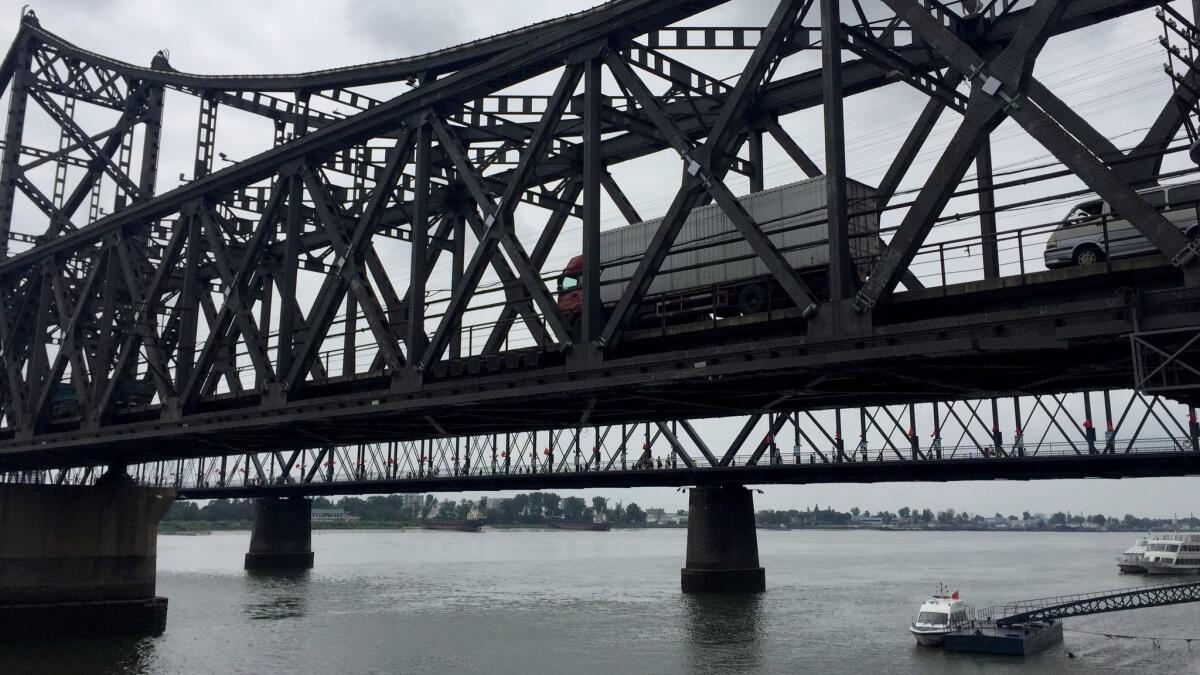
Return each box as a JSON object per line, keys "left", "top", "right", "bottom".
{"left": 3, "top": 0, "right": 1198, "bottom": 517}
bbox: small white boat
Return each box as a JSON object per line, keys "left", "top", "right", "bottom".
{"left": 910, "top": 585, "right": 974, "bottom": 646}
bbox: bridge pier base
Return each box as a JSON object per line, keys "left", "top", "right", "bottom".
{"left": 0, "top": 471, "right": 174, "bottom": 640}
{"left": 244, "top": 497, "right": 314, "bottom": 571}
{"left": 680, "top": 485, "right": 765, "bottom": 593}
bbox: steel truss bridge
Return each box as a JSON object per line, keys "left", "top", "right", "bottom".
{"left": 3, "top": 0, "right": 1200, "bottom": 487}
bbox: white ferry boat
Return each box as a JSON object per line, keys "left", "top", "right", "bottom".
{"left": 1117, "top": 538, "right": 1149, "bottom": 573}
{"left": 910, "top": 586, "right": 975, "bottom": 646}
{"left": 1142, "top": 533, "right": 1200, "bottom": 575}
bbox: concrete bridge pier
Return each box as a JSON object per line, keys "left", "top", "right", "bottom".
{"left": 244, "top": 497, "right": 314, "bottom": 571}
{"left": 680, "top": 485, "right": 765, "bottom": 593}
{"left": 0, "top": 470, "right": 174, "bottom": 639}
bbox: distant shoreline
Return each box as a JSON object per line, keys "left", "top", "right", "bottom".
{"left": 159, "top": 520, "right": 684, "bottom": 532}
{"left": 159, "top": 520, "right": 1169, "bottom": 534}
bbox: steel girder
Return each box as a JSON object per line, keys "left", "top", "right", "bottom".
{"left": 16, "top": 389, "right": 1198, "bottom": 494}
{"left": 0, "top": 0, "right": 1195, "bottom": 473}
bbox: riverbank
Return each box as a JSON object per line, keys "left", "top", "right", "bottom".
{"left": 160, "top": 520, "right": 681, "bottom": 532}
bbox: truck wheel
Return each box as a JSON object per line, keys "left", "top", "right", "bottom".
{"left": 736, "top": 283, "right": 769, "bottom": 315}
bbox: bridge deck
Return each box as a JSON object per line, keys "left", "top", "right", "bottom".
{"left": 1, "top": 256, "right": 1195, "bottom": 470}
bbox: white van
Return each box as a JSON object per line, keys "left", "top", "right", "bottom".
{"left": 1043, "top": 182, "right": 1200, "bottom": 268}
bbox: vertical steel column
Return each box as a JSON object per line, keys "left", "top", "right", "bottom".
{"left": 582, "top": 57, "right": 604, "bottom": 344}
{"left": 1083, "top": 391, "right": 1097, "bottom": 453}
{"left": 25, "top": 270, "right": 52, "bottom": 430}
{"left": 644, "top": 422, "right": 652, "bottom": 467}
{"left": 276, "top": 174, "right": 303, "bottom": 380}
{"left": 258, "top": 273, "right": 273, "bottom": 370}
{"left": 574, "top": 428, "right": 582, "bottom": 470}
{"left": 990, "top": 398, "right": 1003, "bottom": 455}
{"left": 409, "top": 122, "right": 432, "bottom": 364}
{"left": 1191, "top": 406, "right": 1199, "bottom": 452}
{"left": 193, "top": 97, "right": 218, "bottom": 180}
{"left": 834, "top": 409, "right": 845, "bottom": 462}
{"left": 908, "top": 404, "right": 920, "bottom": 459}
{"left": 113, "top": 125, "right": 133, "bottom": 211}
{"left": 977, "top": 137, "right": 1000, "bottom": 279}
{"left": 450, "top": 215, "right": 466, "bottom": 359}
{"left": 858, "top": 408, "right": 868, "bottom": 461}
{"left": 1103, "top": 390, "right": 1115, "bottom": 453}
{"left": 52, "top": 97, "right": 76, "bottom": 207}
{"left": 0, "top": 42, "right": 32, "bottom": 257}
{"left": 294, "top": 92, "right": 311, "bottom": 138}
{"left": 1013, "top": 397, "right": 1025, "bottom": 456}
{"left": 821, "top": 0, "right": 854, "bottom": 300}
{"left": 932, "top": 403, "right": 943, "bottom": 459}
{"left": 749, "top": 129, "right": 765, "bottom": 193}
{"left": 137, "top": 84, "right": 165, "bottom": 201}
{"left": 87, "top": 180, "right": 101, "bottom": 224}
{"left": 344, "top": 294, "right": 357, "bottom": 375}
{"left": 621, "top": 423, "right": 628, "bottom": 469}
{"left": 793, "top": 411, "right": 801, "bottom": 463}
{"left": 175, "top": 215, "right": 201, "bottom": 391}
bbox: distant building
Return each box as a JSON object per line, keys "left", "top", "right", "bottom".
{"left": 851, "top": 515, "right": 884, "bottom": 527}
{"left": 312, "top": 508, "right": 359, "bottom": 523}
{"left": 662, "top": 512, "right": 688, "bottom": 526}
{"left": 401, "top": 494, "right": 424, "bottom": 510}
{"left": 1021, "top": 513, "right": 1048, "bottom": 529}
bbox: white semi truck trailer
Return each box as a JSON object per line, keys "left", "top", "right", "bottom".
{"left": 555, "top": 175, "right": 881, "bottom": 322}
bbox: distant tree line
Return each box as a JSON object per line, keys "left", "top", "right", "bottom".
{"left": 754, "top": 505, "right": 1200, "bottom": 531}
{"left": 164, "top": 493, "right": 651, "bottom": 525}
{"left": 164, "top": 498, "right": 1199, "bottom": 532}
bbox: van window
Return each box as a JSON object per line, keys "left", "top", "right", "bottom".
{"left": 1140, "top": 190, "right": 1166, "bottom": 208}
{"left": 1169, "top": 183, "right": 1200, "bottom": 208}
{"left": 1064, "top": 202, "right": 1101, "bottom": 227}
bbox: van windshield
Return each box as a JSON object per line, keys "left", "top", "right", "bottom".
{"left": 559, "top": 275, "right": 579, "bottom": 292}
{"left": 1067, "top": 201, "right": 1102, "bottom": 221}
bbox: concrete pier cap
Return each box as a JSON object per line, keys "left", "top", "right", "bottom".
{"left": 680, "top": 485, "right": 765, "bottom": 593}
{"left": 244, "top": 497, "right": 315, "bottom": 571}
{"left": 0, "top": 468, "right": 174, "bottom": 639}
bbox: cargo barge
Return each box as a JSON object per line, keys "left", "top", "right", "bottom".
{"left": 421, "top": 519, "right": 484, "bottom": 532}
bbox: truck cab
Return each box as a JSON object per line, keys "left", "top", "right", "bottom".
{"left": 557, "top": 255, "right": 583, "bottom": 314}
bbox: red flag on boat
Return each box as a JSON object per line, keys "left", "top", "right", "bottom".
{"left": 951, "top": 591, "right": 959, "bottom": 600}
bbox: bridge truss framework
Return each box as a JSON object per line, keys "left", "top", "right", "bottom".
{"left": 1, "top": 0, "right": 1200, "bottom": 475}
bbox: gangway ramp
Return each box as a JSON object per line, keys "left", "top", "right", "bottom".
{"left": 977, "top": 580, "right": 1200, "bottom": 627}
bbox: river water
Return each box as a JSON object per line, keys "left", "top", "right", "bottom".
{"left": 6, "top": 529, "right": 1200, "bottom": 674}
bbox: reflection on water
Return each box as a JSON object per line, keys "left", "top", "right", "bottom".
{"left": 243, "top": 569, "right": 310, "bottom": 620}
{"left": 5, "top": 635, "right": 160, "bottom": 675}
{"left": 682, "top": 593, "right": 765, "bottom": 673}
